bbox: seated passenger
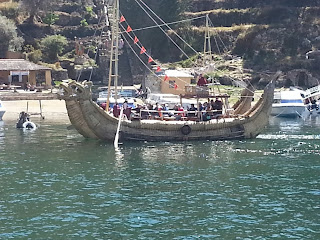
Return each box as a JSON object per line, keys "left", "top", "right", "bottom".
{"left": 175, "top": 104, "right": 185, "bottom": 120}
{"left": 187, "top": 103, "right": 197, "bottom": 117}
{"left": 212, "top": 97, "right": 223, "bottom": 115}
{"left": 203, "top": 104, "right": 213, "bottom": 121}
{"left": 140, "top": 105, "right": 150, "bottom": 119}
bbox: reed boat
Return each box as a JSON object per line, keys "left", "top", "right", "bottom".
{"left": 58, "top": 78, "right": 275, "bottom": 142}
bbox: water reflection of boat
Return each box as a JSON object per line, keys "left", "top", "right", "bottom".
{"left": 271, "top": 90, "right": 306, "bottom": 118}
{"left": 0, "top": 100, "right": 5, "bottom": 120}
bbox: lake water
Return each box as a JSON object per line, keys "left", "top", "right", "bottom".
{"left": 0, "top": 117, "right": 319, "bottom": 239}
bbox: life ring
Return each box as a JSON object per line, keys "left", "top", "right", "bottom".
{"left": 22, "top": 121, "right": 37, "bottom": 130}
{"left": 180, "top": 125, "right": 191, "bottom": 135}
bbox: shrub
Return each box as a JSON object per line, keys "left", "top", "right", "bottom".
{"left": 41, "top": 34, "right": 67, "bottom": 62}
{"left": 43, "top": 12, "right": 59, "bottom": 26}
{"left": 80, "top": 19, "right": 88, "bottom": 27}
{"left": 24, "top": 45, "right": 43, "bottom": 63}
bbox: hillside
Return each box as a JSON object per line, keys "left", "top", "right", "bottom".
{"left": 181, "top": 0, "right": 320, "bottom": 88}
{"left": 1, "top": 0, "right": 320, "bottom": 88}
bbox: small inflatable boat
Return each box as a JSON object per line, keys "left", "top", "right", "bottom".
{"left": 16, "top": 111, "right": 37, "bottom": 130}
{"left": 22, "top": 121, "right": 37, "bottom": 130}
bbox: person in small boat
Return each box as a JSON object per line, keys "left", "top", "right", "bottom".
{"left": 197, "top": 74, "right": 207, "bottom": 86}
{"left": 16, "top": 111, "right": 30, "bottom": 128}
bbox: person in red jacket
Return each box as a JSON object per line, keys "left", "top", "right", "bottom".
{"left": 197, "top": 74, "right": 207, "bottom": 86}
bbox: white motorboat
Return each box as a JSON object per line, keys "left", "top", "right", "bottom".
{"left": 271, "top": 90, "right": 307, "bottom": 117}
{"left": 0, "top": 100, "right": 5, "bottom": 120}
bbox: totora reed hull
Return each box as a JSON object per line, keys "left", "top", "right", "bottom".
{"left": 58, "top": 78, "right": 276, "bottom": 142}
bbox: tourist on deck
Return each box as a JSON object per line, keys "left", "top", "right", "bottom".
{"left": 134, "top": 104, "right": 142, "bottom": 114}
{"left": 187, "top": 103, "right": 197, "bottom": 117}
{"left": 113, "top": 103, "right": 120, "bottom": 118}
{"left": 203, "top": 104, "right": 213, "bottom": 121}
{"left": 197, "top": 102, "right": 204, "bottom": 120}
{"left": 173, "top": 104, "right": 184, "bottom": 120}
{"left": 212, "top": 97, "right": 223, "bottom": 115}
{"left": 140, "top": 105, "right": 150, "bottom": 119}
{"left": 197, "top": 74, "right": 207, "bottom": 86}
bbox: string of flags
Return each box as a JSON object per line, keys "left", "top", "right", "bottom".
{"left": 119, "top": 14, "right": 178, "bottom": 90}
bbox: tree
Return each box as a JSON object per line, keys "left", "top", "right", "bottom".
{"left": 0, "top": 15, "right": 24, "bottom": 58}
{"left": 41, "top": 35, "right": 67, "bottom": 62}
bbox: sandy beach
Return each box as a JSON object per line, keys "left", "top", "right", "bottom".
{"left": 1, "top": 99, "right": 70, "bottom": 124}
{"left": 0, "top": 89, "right": 70, "bottom": 124}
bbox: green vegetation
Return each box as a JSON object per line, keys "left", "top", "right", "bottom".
{"left": 22, "top": 0, "right": 55, "bottom": 23}
{"left": 0, "top": 15, "right": 24, "bottom": 58}
{"left": 41, "top": 35, "right": 67, "bottom": 62}
{"left": 80, "top": 19, "right": 88, "bottom": 27}
{"left": 43, "top": 12, "right": 59, "bottom": 26}
{"left": 24, "top": 45, "right": 42, "bottom": 63}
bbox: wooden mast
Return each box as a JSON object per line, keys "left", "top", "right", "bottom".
{"left": 106, "top": 0, "right": 120, "bottom": 111}
{"left": 203, "top": 14, "right": 212, "bottom": 63}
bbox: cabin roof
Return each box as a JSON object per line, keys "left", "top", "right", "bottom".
{"left": 162, "top": 69, "right": 193, "bottom": 78}
{"left": 0, "top": 59, "right": 51, "bottom": 71}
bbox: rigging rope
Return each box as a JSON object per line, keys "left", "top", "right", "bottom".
{"left": 137, "top": 0, "right": 199, "bottom": 55}
{"left": 133, "top": 0, "right": 190, "bottom": 58}
{"left": 76, "top": 12, "right": 104, "bottom": 82}
{"left": 122, "top": 16, "right": 206, "bottom": 33}
{"left": 132, "top": 1, "right": 259, "bottom": 96}
{"left": 120, "top": 24, "right": 201, "bottom": 91}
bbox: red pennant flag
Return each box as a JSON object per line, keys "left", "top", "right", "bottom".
{"left": 134, "top": 36, "right": 139, "bottom": 44}
{"left": 164, "top": 75, "right": 169, "bottom": 81}
{"left": 126, "top": 25, "right": 132, "bottom": 33}
{"left": 174, "top": 83, "right": 178, "bottom": 90}
{"left": 156, "top": 66, "right": 161, "bottom": 72}
{"left": 140, "top": 46, "right": 146, "bottom": 54}
{"left": 148, "top": 56, "right": 154, "bottom": 63}
{"left": 120, "top": 15, "right": 126, "bottom": 23}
